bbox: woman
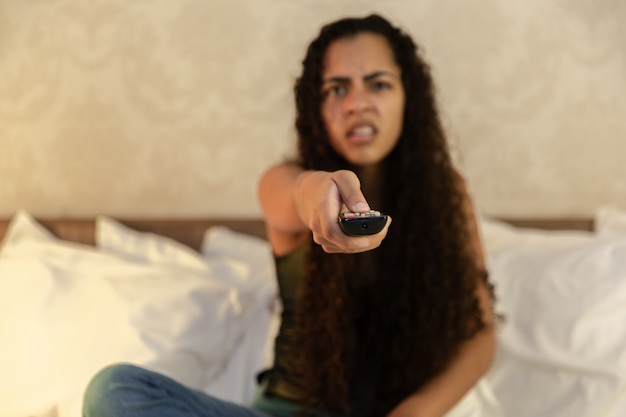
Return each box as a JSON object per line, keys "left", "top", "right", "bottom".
{"left": 83, "top": 14, "right": 495, "bottom": 417}
{"left": 256, "top": 14, "right": 495, "bottom": 417}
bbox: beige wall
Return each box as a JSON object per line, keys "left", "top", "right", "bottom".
{"left": 1, "top": 0, "right": 625, "bottom": 218}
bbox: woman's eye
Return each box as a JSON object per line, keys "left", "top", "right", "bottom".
{"left": 370, "top": 81, "right": 391, "bottom": 91}
{"left": 324, "top": 85, "right": 347, "bottom": 97}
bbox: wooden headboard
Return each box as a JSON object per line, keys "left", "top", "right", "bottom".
{"left": 0, "top": 216, "right": 593, "bottom": 253}
{"left": 0, "top": 218, "right": 268, "bottom": 252}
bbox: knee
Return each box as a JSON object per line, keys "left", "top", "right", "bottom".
{"left": 83, "top": 363, "right": 142, "bottom": 417}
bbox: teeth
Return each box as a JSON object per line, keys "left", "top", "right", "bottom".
{"left": 351, "top": 126, "right": 374, "bottom": 135}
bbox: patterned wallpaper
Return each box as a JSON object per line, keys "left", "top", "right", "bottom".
{"left": 1, "top": 0, "right": 625, "bottom": 218}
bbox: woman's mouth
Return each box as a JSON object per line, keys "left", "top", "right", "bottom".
{"left": 347, "top": 125, "right": 376, "bottom": 144}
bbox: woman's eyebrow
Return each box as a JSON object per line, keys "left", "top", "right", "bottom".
{"left": 322, "top": 76, "right": 350, "bottom": 85}
{"left": 363, "top": 71, "right": 399, "bottom": 82}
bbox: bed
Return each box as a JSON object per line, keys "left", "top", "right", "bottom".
{"left": 1, "top": 208, "right": 625, "bottom": 417}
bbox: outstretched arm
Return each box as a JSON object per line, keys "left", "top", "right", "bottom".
{"left": 257, "top": 163, "right": 391, "bottom": 256}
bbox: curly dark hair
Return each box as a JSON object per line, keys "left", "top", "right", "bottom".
{"left": 290, "top": 14, "right": 492, "bottom": 417}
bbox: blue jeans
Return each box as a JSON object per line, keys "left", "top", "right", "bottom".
{"left": 83, "top": 363, "right": 301, "bottom": 417}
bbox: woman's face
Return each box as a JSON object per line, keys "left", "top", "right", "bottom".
{"left": 321, "top": 32, "right": 405, "bottom": 167}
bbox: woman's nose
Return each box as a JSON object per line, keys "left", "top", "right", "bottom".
{"left": 344, "top": 87, "right": 372, "bottom": 114}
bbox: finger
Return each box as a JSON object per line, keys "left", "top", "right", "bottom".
{"left": 321, "top": 241, "right": 369, "bottom": 254}
{"left": 332, "top": 170, "right": 370, "bottom": 213}
{"left": 312, "top": 226, "right": 367, "bottom": 252}
{"left": 318, "top": 236, "right": 371, "bottom": 253}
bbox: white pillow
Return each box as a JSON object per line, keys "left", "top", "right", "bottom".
{"left": 478, "top": 215, "right": 593, "bottom": 257}
{"left": 486, "top": 237, "right": 626, "bottom": 417}
{"left": 202, "top": 226, "right": 272, "bottom": 268}
{"left": 96, "top": 216, "right": 280, "bottom": 405}
{"left": 594, "top": 205, "right": 626, "bottom": 237}
{"left": 202, "top": 225, "right": 277, "bottom": 303}
{"left": 0, "top": 212, "right": 246, "bottom": 417}
{"left": 96, "top": 216, "right": 261, "bottom": 290}
{"left": 96, "top": 216, "right": 210, "bottom": 272}
{"left": 201, "top": 226, "right": 280, "bottom": 404}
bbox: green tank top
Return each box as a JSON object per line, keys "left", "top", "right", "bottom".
{"left": 259, "top": 244, "right": 381, "bottom": 417}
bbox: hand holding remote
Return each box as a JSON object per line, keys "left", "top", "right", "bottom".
{"left": 291, "top": 170, "right": 390, "bottom": 252}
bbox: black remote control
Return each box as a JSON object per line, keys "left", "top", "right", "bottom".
{"left": 338, "top": 210, "right": 388, "bottom": 236}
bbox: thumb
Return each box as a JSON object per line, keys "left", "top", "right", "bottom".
{"left": 332, "top": 170, "right": 370, "bottom": 213}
